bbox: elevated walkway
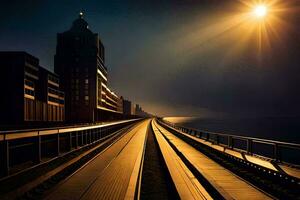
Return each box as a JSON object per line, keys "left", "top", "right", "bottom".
{"left": 162, "top": 120, "right": 300, "bottom": 180}
{"left": 153, "top": 120, "right": 273, "bottom": 200}
{"left": 152, "top": 120, "right": 212, "bottom": 200}
{"left": 45, "top": 120, "right": 149, "bottom": 200}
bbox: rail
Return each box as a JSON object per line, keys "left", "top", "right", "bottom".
{"left": 159, "top": 118, "right": 300, "bottom": 165}
{"left": 0, "top": 119, "right": 142, "bottom": 177}
{"left": 0, "top": 119, "right": 140, "bottom": 141}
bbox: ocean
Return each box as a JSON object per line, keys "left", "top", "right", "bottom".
{"left": 164, "top": 117, "right": 300, "bottom": 143}
{"left": 164, "top": 116, "right": 300, "bottom": 164}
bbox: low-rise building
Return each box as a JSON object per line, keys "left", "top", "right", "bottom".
{"left": 0, "top": 52, "right": 65, "bottom": 125}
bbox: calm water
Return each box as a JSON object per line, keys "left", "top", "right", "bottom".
{"left": 164, "top": 117, "right": 300, "bottom": 144}
{"left": 165, "top": 117, "right": 300, "bottom": 164}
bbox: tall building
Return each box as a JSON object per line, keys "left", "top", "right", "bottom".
{"left": 0, "top": 52, "right": 65, "bottom": 125}
{"left": 123, "top": 99, "right": 133, "bottom": 116}
{"left": 55, "top": 12, "right": 122, "bottom": 122}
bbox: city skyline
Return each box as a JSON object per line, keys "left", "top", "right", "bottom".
{"left": 0, "top": 2, "right": 299, "bottom": 199}
{"left": 1, "top": 1, "right": 300, "bottom": 117}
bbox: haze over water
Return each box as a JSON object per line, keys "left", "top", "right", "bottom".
{"left": 165, "top": 116, "right": 300, "bottom": 143}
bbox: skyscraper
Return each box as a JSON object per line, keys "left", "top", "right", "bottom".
{"left": 55, "top": 12, "right": 122, "bottom": 122}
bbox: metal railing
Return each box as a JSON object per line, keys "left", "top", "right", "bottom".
{"left": 0, "top": 119, "right": 141, "bottom": 177}
{"left": 160, "top": 119, "right": 300, "bottom": 165}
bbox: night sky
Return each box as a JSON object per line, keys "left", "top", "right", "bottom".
{"left": 1, "top": 0, "right": 300, "bottom": 117}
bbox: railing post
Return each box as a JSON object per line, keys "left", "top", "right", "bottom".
{"left": 274, "top": 143, "right": 280, "bottom": 161}
{"left": 103, "top": 128, "right": 106, "bottom": 138}
{"left": 88, "top": 130, "right": 91, "bottom": 144}
{"left": 216, "top": 134, "right": 219, "bottom": 145}
{"left": 247, "top": 139, "right": 252, "bottom": 155}
{"left": 228, "top": 136, "right": 233, "bottom": 149}
{"left": 55, "top": 132, "right": 60, "bottom": 156}
{"left": 0, "top": 139, "right": 9, "bottom": 177}
{"left": 75, "top": 131, "right": 78, "bottom": 148}
{"left": 85, "top": 130, "right": 88, "bottom": 144}
{"left": 92, "top": 129, "right": 95, "bottom": 142}
{"left": 69, "top": 132, "right": 72, "bottom": 151}
{"left": 81, "top": 131, "right": 84, "bottom": 146}
{"left": 206, "top": 133, "right": 210, "bottom": 141}
{"left": 35, "top": 134, "right": 41, "bottom": 163}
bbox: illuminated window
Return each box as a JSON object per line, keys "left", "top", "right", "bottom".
{"left": 85, "top": 96, "right": 89, "bottom": 101}
{"left": 85, "top": 79, "right": 89, "bottom": 84}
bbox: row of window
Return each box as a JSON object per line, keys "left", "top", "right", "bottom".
{"left": 24, "top": 79, "right": 34, "bottom": 88}
{"left": 25, "top": 65, "right": 39, "bottom": 77}
{"left": 48, "top": 74, "right": 59, "bottom": 84}
{"left": 48, "top": 87, "right": 64, "bottom": 97}
{"left": 48, "top": 96, "right": 64, "bottom": 104}
{"left": 25, "top": 88, "right": 35, "bottom": 96}
{"left": 71, "top": 78, "right": 89, "bottom": 83}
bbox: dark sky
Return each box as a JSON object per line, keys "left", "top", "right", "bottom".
{"left": 1, "top": 0, "right": 300, "bottom": 117}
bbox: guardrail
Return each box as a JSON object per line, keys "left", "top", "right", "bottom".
{"left": 159, "top": 118, "right": 300, "bottom": 165}
{"left": 0, "top": 119, "right": 141, "bottom": 177}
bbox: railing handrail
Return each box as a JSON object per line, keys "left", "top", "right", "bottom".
{"left": 0, "top": 118, "right": 141, "bottom": 140}
{"left": 162, "top": 119, "right": 300, "bottom": 149}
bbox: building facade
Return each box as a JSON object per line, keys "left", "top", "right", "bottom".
{"left": 38, "top": 67, "right": 65, "bottom": 121}
{"left": 123, "top": 99, "right": 133, "bottom": 116}
{"left": 0, "top": 52, "right": 65, "bottom": 125}
{"left": 55, "top": 13, "right": 122, "bottom": 122}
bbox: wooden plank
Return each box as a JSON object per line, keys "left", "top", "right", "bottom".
{"left": 279, "top": 165, "right": 300, "bottom": 179}
{"left": 168, "top": 124, "right": 278, "bottom": 172}
{"left": 44, "top": 120, "right": 148, "bottom": 200}
{"left": 152, "top": 120, "right": 212, "bottom": 200}
{"left": 156, "top": 121, "right": 273, "bottom": 200}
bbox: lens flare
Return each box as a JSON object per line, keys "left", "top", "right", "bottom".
{"left": 253, "top": 5, "right": 268, "bottom": 18}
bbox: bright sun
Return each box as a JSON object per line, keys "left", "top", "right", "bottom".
{"left": 253, "top": 5, "right": 268, "bottom": 18}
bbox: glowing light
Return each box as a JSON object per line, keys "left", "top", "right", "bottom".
{"left": 176, "top": 0, "right": 287, "bottom": 64}
{"left": 79, "top": 11, "right": 84, "bottom": 18}
{"left": 253, "top": 5, "right": 268, "bottom": 18}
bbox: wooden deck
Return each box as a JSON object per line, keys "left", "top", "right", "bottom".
{"left": 165, "top": 122, "right": 300, "bottom": 180}
{"left": 45, "top": 120, "right": 149, "bottom": 200}
{"left": 152, "top": 120, "right": 213, "bottom": 200}
{"left": 154, "top": 120, "right": 273, "bottom": 200}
